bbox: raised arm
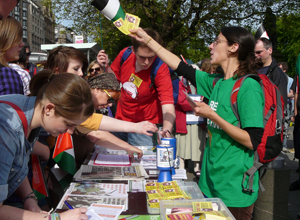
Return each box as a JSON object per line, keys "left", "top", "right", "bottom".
{"left": 129, "top": 28, "right": 197, "bottom": 85}
{"left": 129, "top": 28, "right": 181, "bottom": 70}
{"left": 97, "top": 50, "right": 114, "bottom": 73}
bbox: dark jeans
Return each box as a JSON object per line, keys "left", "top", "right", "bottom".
{"left": 228, "top": 204, "right": 254, "bottom": 220}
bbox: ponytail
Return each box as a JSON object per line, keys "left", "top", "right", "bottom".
{"left": 29, "top": 70, "right": 94, "bottom": 119}
{"left": 234, "top": 52, "right": 263, "bottom": 78}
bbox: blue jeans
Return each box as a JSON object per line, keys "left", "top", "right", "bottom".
{"left": 111, "top": 132, "right": 155, "bottom": 146}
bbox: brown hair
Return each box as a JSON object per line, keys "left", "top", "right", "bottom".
{"left": 29, "top": 70, "right": 94, "bottom": 120}
{"left": 131, "top": 28, "right": 163, "bottom": 52}
{"left": 0, "top": 16, "right": 23, "bottom": 66}
{"left": 43, "top": 46, "right": 88, "bottom": 74}
{"left": 278, "top": 62, "right": 288, "bottom": 72}
{"left": 221, "top": 26, "right": 263, "bottom": 78}
{"left": 200, "top": 58, "right": 212, "bottom": 73}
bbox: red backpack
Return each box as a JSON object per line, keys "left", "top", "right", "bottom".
{"left": 214, "top": 74, "right": 284, "bottom": 192}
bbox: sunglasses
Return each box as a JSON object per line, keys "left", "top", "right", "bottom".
{"left": 26, "top": 52, "right": 31, "bottom": 56}
{"left": 89, "top": 67, "right": 101, "bottom": 73}
{"left": 103, "top": 89, "right": 116, "bottom": 105}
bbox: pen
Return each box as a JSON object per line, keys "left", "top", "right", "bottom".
{"left": 64, "top": 200, "right": 74, "bottom": 210}
{"left": 119, "top": 214, "right": 139, "bottom": 220}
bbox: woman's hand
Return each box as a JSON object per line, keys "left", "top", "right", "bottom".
{"left": 126, "top": 146, "right": 143, "bottom": 159}
{"left": 129, "top": 28, "right": 149, "bottom": 44}
{"left": 134, "top": 121, "right": 158, "bottom": 136}
{"left": 97, "top": 50, "right": 109, "bottom": 70}
{"left": 23, "top": 198, "right": 41, "bottom": 213}
{"left": 193, "top": 101, "right": 215, "bottom": 119}
{"left": 60, "top": 207, "right": 88, "bottom": 220}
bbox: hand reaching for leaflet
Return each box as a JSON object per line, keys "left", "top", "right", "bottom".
{"left": 134, "top": 121, "right": 158, "bottom": 136}
{"left": 126, "top": 146, "right": 143, "bottom": 159}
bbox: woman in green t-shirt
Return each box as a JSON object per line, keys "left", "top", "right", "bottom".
{"left": 129, "top": 26, "right": 264, "bottom": 220}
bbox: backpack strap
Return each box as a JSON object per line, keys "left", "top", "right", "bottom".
{"left": 212, "top": 76, "right": 222, "bottom": 88}
{"left": 230, "top": 74, "right": 268, "bottom": 193}
{"left": 230, "top": 74, "right": 262, "bottom": 128}
{"left": 0, "top": 100, "right": 28, "bottom": 136}
{"left": 33, "top": 67, "right": 37, "bottom": 76}
{"left": 242, "top": 152, "right": 265, "bottom": 193}
{"left": 120, "top": 46, "right": 133, "bottom": 67}
{"left": 149, "top": 57, "right": 164, "bottom": 89}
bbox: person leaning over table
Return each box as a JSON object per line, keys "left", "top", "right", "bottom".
{"left": 42, "top": 45, "right": 159, "bottom": 167}
{"left": 97, "top": 28, "right": 175, "bottom": 146}
{"left": 0, "top": 71, "right": 93, "bottom": 220}
{"left": 129, "top": 26, "right": 264, "bottom": 220}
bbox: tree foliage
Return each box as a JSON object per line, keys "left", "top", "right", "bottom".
{"left": 277, "top": 13, "right": 300, "bottom": 77}
{"left": 52, "top": 0, "right": 300, "bottom": 63}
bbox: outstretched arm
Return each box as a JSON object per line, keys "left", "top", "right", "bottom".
{"left": 99, "top": 115, "right": 158, "bottom": 136}
{"left": 86, "top": 130, "right": 143, "bottom": 159}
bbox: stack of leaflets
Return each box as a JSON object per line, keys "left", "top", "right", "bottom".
{"left": 73, "top": 164, "right": 149, "bottom": 181}
{"left": 113, "top": 13, "right": 140, "bottom": 35}
{"left": 146, "top": 181, "right": 191, "bottom": 209}
{"left": 56, "top": 182, "right": 129, "bottom": 211}
{"left": 164, "top": 201, "right": 233, "bottom": 220}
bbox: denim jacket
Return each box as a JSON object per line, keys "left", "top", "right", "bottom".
{"left": 0, "top": 95, "right": 40, "bottom": 203}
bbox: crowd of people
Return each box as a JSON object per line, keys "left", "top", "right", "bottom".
{"left": 0, "top": 1, "right": 300, "bottom": 220}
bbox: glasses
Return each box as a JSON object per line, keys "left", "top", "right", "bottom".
{"left": 103, "top": 89, "right": 116, "bottom": 105}
{"left": 26, "top": 52, "right": 31, "bottom": 56}
{"left": 254, "top": 50, "right": 266, "bottom": 55}
{"left": 213, "top": 38, "right": 227, "bottom": 46}
{"left": 89, "top": 67, "right": 101, "bottom": 73}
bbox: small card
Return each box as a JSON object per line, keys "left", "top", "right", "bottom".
{"left": 183, "top": 91, "right": 197, "bottom": 108}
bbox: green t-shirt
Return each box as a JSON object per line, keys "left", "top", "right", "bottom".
{"left": 196, "top": 70, "right": 264, "bottom": 208}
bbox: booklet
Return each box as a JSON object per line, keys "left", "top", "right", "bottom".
{"left": 94, "top": 154, "right": 131, "bottom": 166}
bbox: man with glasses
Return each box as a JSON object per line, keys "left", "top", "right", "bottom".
{"left": 97, "top": 28, "right": 175, "bottom": 147}
{"left": 254, "top": 37, "right": 287, "bottom": 105}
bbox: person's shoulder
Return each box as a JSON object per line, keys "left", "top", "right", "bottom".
{"left": 0, "top": 66, "right": 20, "bottom": 76}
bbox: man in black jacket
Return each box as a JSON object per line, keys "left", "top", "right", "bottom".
{"left": 255, "top": 37, "right": 288, "bottom": 106}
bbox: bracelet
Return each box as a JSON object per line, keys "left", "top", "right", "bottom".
{"left": 163, "top": 129, "right": 172, "bottom": 135}
{"left": 166, "top": 129, "right": 172, "bottom": 135}
{"left": 145, "top": 37, "right": 152, "bottom": 46}
{"left": 22, "top": 192, "right": 38, "bottom": 204}
{"left": 155, "top": 46, "right": 162, "bottom": 54}
{"left": 48, "top": 213, "right": 61, "bottom": 220}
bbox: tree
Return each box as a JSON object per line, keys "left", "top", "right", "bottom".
{"left": 277, "top": 13, "right": 300, "bottom": 77}
{"left": 52, "top": 0, "right": 300, "bottom": 62}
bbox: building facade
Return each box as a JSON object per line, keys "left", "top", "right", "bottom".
{"left": 10, "top": 0, "right": 55, "bottom": 52}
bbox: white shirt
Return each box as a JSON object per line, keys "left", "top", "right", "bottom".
{"left": 9, "top": 63, "right": 31, "bottom": 95}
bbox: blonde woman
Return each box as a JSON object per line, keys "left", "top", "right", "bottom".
{"left": 0, "top": 16, "right": 25, "bottom": 95}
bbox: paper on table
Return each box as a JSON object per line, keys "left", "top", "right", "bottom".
{"left": 86, "top": 208, "right": 105, "bottom": 220}
{"left": 88, "top": 203, "right": 125, "bottom": 220}
{"left": 94, "top": 153, "right": 131, "bottom": 166}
